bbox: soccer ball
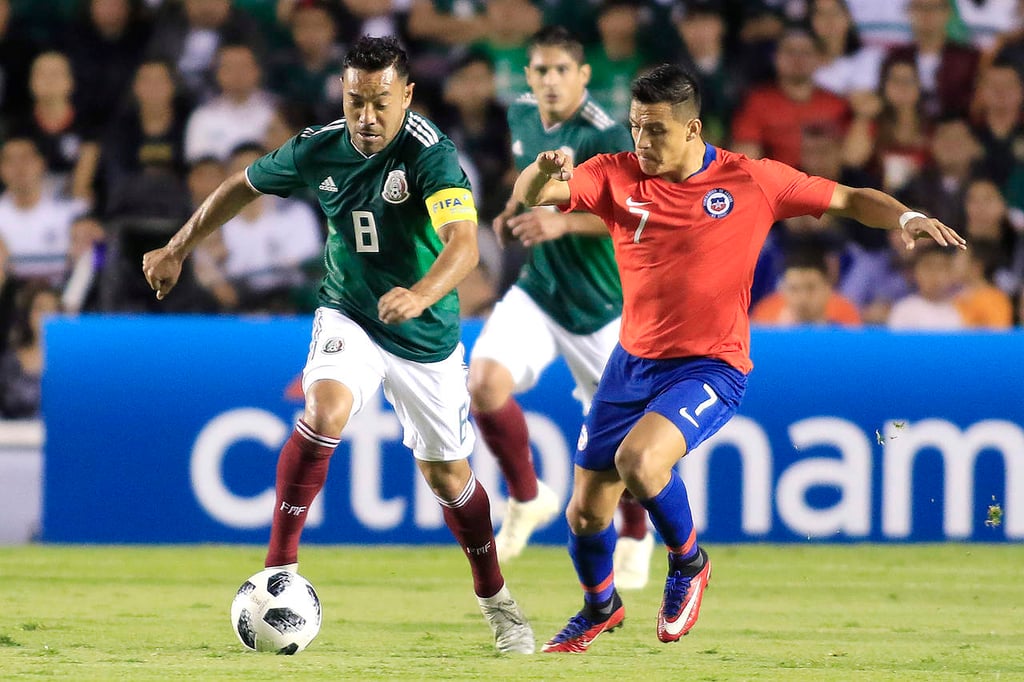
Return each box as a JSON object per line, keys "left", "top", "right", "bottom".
{"left": 230, "top": 569, "right": 322, "bottom": 654}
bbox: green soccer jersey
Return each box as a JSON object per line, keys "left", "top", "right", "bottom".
{"left": 508, "top": 93, "right": 633, "bottom": 334}
{"left": 246, "top": 112, "right": 474, "bottom": 362}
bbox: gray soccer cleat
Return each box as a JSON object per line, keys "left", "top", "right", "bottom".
{"left": 478, "top": 585, "right": 536, "bottom": 654}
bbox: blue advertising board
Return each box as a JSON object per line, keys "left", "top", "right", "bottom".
{"left": 42, "top": 316, "right": 1022, "bottom": 543}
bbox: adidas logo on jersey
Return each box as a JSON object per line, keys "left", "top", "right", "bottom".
{"left": 319, "top": 176, "right": 338, "bottom": 192}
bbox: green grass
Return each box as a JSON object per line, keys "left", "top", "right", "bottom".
{"left": 0, "top": 545, "right": 1022, "bottom": 680}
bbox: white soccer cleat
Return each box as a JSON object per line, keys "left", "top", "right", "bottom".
{"left": 495, "top": 480, "right": 560, "bottom": 561}
{"left": 478, "top": 585, "right": 536, "bottom": 654}
{"left": 265, "top": 562, "right": 299, "bottom": 574}
{"left": 613, "top": 532, "right": 654, "bottom": 590}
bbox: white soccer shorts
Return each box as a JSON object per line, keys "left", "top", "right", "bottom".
{"left": 301, "top": 307, "right": 474, "bottom": 462}
{"left": 471, "top": 285, "right": 620, "bottom": 413}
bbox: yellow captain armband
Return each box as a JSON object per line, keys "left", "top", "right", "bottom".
{"left": 425, "top": 187, "right": 477, "bottom": 230}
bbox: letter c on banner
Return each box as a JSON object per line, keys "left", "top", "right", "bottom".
{"left": 190, "top": 408, "right": 323, "bottom": 529}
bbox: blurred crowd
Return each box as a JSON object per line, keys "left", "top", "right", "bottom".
{"left": 1, "top": 0, "right": 1024, "bottom": 418}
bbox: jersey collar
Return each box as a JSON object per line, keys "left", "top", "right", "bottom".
{"left": 687, "top": 143, "right": 716, "bottom": 180}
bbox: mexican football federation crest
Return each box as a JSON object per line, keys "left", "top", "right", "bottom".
{"left": 702, "top": 188, "right": 734, "bottom": 219}
{"left": 382, "top": 169, "right": 410, "bottom": 204}
{"left": 322, "top": 337, "right": 345, "bottom": 354}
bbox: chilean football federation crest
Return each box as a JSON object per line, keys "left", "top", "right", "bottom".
{"left": 382, "top": 169, "right": 410, "bottom": 204}
{"left": 702, "top": 188, "right": 734, "bottom": 219}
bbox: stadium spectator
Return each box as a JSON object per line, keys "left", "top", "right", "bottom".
{"left": 884, "top": 0, "right": 980, "bottom": 118}
{"left": 63, "top": 0, "right": 152, "bottom": 127}
{"left": 470, "top": 0, "right": 542, "bottom": 105}
{"left": 61, "top": 213, "right": 106, "bottom": 314}
{"left": 841, "top": 227, "right": 917, "bottom": 324}
{"left": 843, "top": 57, "right": 931, "bottom": 193}
{"left": 184, "top": 43, "right": 276, "bottom": 162}
{"left": 142, "top": 35, "right": 536, "bottom": 654}
{"left": 0, "top": 282, "right": 60, "bottom": 419}
{"left": 751, "top": 246, "right": 862, "bottom": 326}
{"left": 585, "top": 0, "right": 651, "bottom": 124}
{"left": 437, "top": 53, "right": 513, "bottom": 225}
{"left": 961, "top": 176, "right": 1023, "bottom": 294}
{"left": 809, "top": 0, "right": 885, "bottom": 98}
{"left": 798, "top": 122, "right": 884, "bottom": 250}
{"left": 954, "top": 239, "right": 1015, "bottom": 327}
{"left": 146, "top": 0, "right": 265, "bottom": 103}
{"left": 970, "top": 60, "right": 1024, "bottom": 189}
{"left": 953, "top": 0, "right": 1023, "bottom": 49}
{"left": 671, "top": 0, "right": 746, "bottom": 146}
{"left": 102, "top": 59, "right": 191, "bottom": 219}
{"left": 12, "top": 51, "right": 101, "bottom": 203}
{"left": 888, "top": 243, "right": 964, "bottom": 328}
{"left": 405, "top": 0, "right": 491, "bottom": 108}
{"left": 265, "top": 0, "right": 345, "bottom": 123}
{"left": 845, "top": 0, "right": 912, "bottom": 50}
{"left": 210, "top": 144, "right": 323, "bottom": 312}
{"left": 731, "top": 26, "right": 850, "bottom": 168}
{"left": 0, "top": 238, "right": 15, "bottom": 357}
{"left": 0, "top": 138, "right": 83, "bottom": 286}
{"left": 0, "top": 0, "right": 40, "bottom": 132}
{"left": 897, "top": 115, "right": 982, "bottom": 228}
{"left": 513, "top": 63, "right": 965, "bottom": 653}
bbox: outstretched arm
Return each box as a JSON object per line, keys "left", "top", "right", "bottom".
{"left": 142, "top": 171, "right": 260, "bottom": 299}
{"left": 508, "top": 150, "right": 607, "bottom": 244}
{"left": 513, "top": 150, "right": 574, "bottom": 207}
{"left": 826, "top": 184, "right": 967, "bottom": 250}
{"left": 377, "top": 219, "right": 479, "bottom": 325}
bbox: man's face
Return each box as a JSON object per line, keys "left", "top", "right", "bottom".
{"left": 525, "top": 46, "right": 589, "bottom": 124}
{"left": 774, "top": 33, "right": 819, "bottom": 84}
{"left": 908, "top": 0, "right": 950, "bottom": 40}
{"left": 342, "top": 65, "right": 412, "bottom": 156}
{"left": 217, "top": 46, "right": 261, "bottom": 99}
{"left": 628, "top": 101, "right": 693, "bottom": 177}
{"left": 0, "top": 140, "right": 45, "bottom": 193}
{"left": 781, "top": 267, "right": 831, "bottom": 323}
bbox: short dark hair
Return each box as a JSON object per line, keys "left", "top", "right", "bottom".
{"left": 344, "top": 35, "right": 409, "bottom": 79}
{"left": 630, "top": 64, "right": 701, "bottom": 115}
{"left": 228, "top": 142, "right": 267, "bottom": 159}
{"left": 783, "top": 246, "right": 830, "bottom": 277}
{"left": 526, "top": 26, "right": 585, "bottom": 66}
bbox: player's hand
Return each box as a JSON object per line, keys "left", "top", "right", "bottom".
{"left": 492, "top": 204, "right": 518, "bottom": 247}
{"left": 507, "top": 207, "right": 569, "bottom": 247}
{"left": 536, "top": 150, "right": 574, "bottom": 182}
{"left": 378, "top": 286, "right": 429, "bottom": 324}
{"left": 142, "top": 246, "right": 184, "bottom": 300}
{"left": 900, "top": 216, "right": 968, "bottom": 251}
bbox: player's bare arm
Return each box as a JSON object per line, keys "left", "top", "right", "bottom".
{"left": 142, "top": 171, "right": 260, "bottom": 299}
{"left": 826, "top": 184, "right": 968, "bottom": 251}
{"left": 515, "top": 150, "right": 574, "bottom": 207}
{"left": 377, "top": 219, "right": 479, "bottom": 325}
{"left": 508, "top": 210, "right": 607, "bottom": 247}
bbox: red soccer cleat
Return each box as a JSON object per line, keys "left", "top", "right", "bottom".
{"left": 542, "top": 593, "right": 625, "bottom": 653}
{"left": 657, "top": 548, "right": 711, "bottom": 642}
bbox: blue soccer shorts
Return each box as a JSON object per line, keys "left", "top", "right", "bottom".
{"left": 576, "top": 344, "right": 748, "bottom": 472}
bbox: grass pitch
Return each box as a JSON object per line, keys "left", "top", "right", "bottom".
{"left": 0, "top": 544, "right": 1021, "bottom": 680}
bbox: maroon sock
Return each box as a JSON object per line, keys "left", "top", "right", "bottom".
{"left": 265, "top": 420, "right": 338, "bottom": 568}
{"left": 618, "top": 491, "right": 649, "bottom": 540}
{"left": 439, "top": 474, "right": 505, "bottom": 598}
{"left": 471, "top": 399, "right": 537, "bottom": 502}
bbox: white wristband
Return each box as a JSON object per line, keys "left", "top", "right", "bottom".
{"left": 899, "top": 211, "right": 927, "bottom": 230}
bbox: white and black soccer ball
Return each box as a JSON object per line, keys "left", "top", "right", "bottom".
{"left": 230, "top": 569, "right": 322, "bottom": 654}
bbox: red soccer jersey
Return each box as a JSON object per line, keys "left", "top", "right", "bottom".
{"left": 564, "top": 145, "right": 837, "bottom": 372}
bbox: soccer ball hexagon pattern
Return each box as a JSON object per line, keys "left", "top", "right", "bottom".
{"left": 230, "top": 569, "right": 322, "bottom": 654}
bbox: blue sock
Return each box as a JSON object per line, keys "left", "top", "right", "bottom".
{"left": 568, "top": 524, "right": 617, "bottom": 606}
{"left": 639, "top": 473, "right": 698, "bottom": 562}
